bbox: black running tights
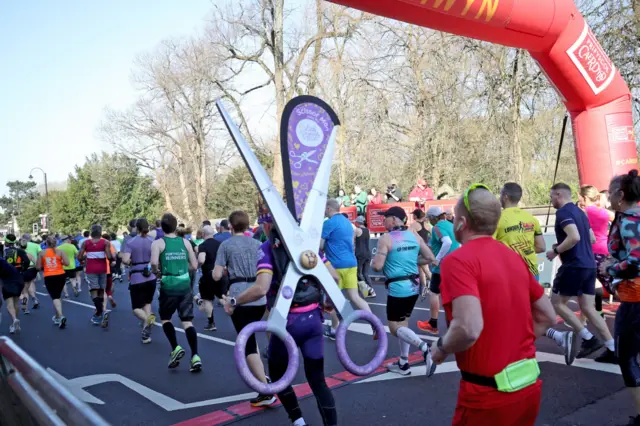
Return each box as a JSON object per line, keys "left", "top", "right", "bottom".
{"left": 268, "top": 356, "right": 337, "bottom": 426}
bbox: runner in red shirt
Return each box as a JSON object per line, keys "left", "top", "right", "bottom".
{"left": 430, "top": 184, "right": 556, "bottom": 426}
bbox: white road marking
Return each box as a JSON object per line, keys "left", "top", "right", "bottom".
{"left": 367, "top": 301, "right": 444, "bottom": 313}
{"left": 35, "top": 292, "right": 236, "bottom": 346}
{"left": 47, "top": 368, "right": 257, "bottom": 410}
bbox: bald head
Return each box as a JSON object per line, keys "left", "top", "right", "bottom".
{"left": 202, "top": 225, "right": 215, "bottom": 237}
{"left": 456, "top": 188, "right": 501, "bottom": 235}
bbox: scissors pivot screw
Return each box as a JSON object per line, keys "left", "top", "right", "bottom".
{"left": 300, "top": 250, "right": 319, "bottom": 269}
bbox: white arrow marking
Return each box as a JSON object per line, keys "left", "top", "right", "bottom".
{"left": 47, "top": 368, "right": 105, "bottom": 405}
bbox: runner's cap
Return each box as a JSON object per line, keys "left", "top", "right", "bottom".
{"left": 426, "top": 206, "right": 445, "bottom": 218}
{"left": 378, "top": 206, "right": 406, "bottom": 222}
{"left": 355, "top": 215, "right": 365, "bottom": 224}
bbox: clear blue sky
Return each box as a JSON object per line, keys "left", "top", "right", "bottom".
{"left": 0, "top": 0, "right": 213, "bottom": 192}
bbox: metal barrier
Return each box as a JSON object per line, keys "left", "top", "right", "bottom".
{"left": 0, "top": 336, "right": 110, "bottom": 426}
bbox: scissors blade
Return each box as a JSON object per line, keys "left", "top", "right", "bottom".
{"left": 300, "top": 126, "right": 338, "bottom": 243}
{"left": 216, "top": 99, "right": 299, "bottom": 244}
{"left": 266, "top": 264, "right": 302, "bottom": 333}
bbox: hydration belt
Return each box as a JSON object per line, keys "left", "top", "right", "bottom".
{"left": 384, "top": 274, "right": 419, "bottom": 288}
{"left": 229, "top": 277, "right": 257, "bottom": 285}
{"left": 460, "top": 358, "right": 540, "bottom": 393}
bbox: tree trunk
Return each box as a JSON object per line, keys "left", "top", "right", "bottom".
{"left": 176, "top": 143, "right": 195, "bottom": 224}
{"left": 510, "top": 49, "right": 524, "bottom": 184}
{"left": 190, "top": 134, "right": 207, "bottom": 221}
{"left": 271, "top": 0, "right": 286, "bottom": 195}
{"left": 158, "top": 167, "right": 174, "bottom": 212}
{"left": 308, "top": 0, "right": 324, "bottom": 95}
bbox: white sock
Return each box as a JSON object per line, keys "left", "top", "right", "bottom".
{"left": 546, "top": 328, "right": 565, "bottom": 346}
{"left": 293, "top": 418, "right": 306, "bottom": 426}
{"left": 399, "top": 339, "right": 410, "bottom": 359}
{"left": 605, "top": 339, "right": 615, "bottom": 351}
{"left": 396, "top": 326, "right": 423, "bottom": 349}
{"left": 330, "top": 328, "right": 336, "bottom": 334}
{"left": 578, "top": 328, "right": 593, "bottom": 340}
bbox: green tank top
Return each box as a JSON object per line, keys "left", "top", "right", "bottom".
{"left": 160, "top": 237, "right": 191, "bottom": 295}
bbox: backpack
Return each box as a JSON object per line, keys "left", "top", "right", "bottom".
{"left": 5, "top": 247, "right": 25, "bottom": 272}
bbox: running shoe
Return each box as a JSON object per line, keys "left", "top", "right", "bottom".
{"left": 73, "top": 287, "right": 79, "bottom": 297}
{"left": 64, "top": 293, "right": 69, "bottom": 299}
{"left": 424, "top": 345, "right": 437, "bottom": 378}
{"left": 576, "top": 336, "right": 604, "bottom": 359}
{"left": 32, "top": 299, "right": 40, "bottom": 310}
{"left": 141, "top": 327, "right": 151, "bottom": 344}
{"left": 101, "top": 311, "right": 111, "bottom": 328}
{"left": 91, "top": 315, "right": 102, "bottom": 326}
{"left": 9, "top": 318, "right": 20, "bottom": 334}
{"left": 563, "top": 331, "right": 578, "bottom": 366}
{"left": 168, "top": 346, "right": 186, "bottom": 368}
{"left": 21, "top": 297, "right": 28, "bottom": 313}
{"left": 59, "top": 317, "right": 67, "bottom": 330}
{"left": 109, "top": 297, "right": 117, "bottom": 309}
{"left": 365, "top": 287, "right": 376, "bottom": 298}
{"left": 323, "top": 325, "right": 336, "bottom": 341}
{"left": 147, "top": 313, "right": 157, "bottom": 325}
{"left": 594, "top": 349, "right": 618, "bottom": 364}
{"left": 52, "top": 316, "right": 61, "bottom": 326}
{"left": 386, "top": 360, "right": 411, "bottom": 376}
{"left": 204, "top": 322, "right": 217, "bottom": 332}
{"left": 417, "top": 321, "right": 439, "bottom": 335}
{"left": 190, "top": 355, "right": 203, "bottom": 373}
{"left": 249, "top": 394, "right": 277, "bottom": 407}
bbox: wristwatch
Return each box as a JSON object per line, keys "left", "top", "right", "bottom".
{"left": 553, "top": 247, "right": 559, "bottom": 255}
{"left": 229, "top": 297, "right": 237, "bottom": 307}
{"left": 436, "top": 337, "right": 447, "bottom": 354}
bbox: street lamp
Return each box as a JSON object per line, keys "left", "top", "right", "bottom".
{"left": 29, "top": 167, "right": 49, "bottom": 229}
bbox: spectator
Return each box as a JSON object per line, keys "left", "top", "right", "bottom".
{"left": 337, "top": 189, "right": 351, "bottom": 207}
{"left": 354, "top": 185, "right": 368, "bottom": 216}
{"left": 386, "top": 181, "right": 403, "bottom": 203}
{"left": 370, "top": 187, "right": 383, "bottom": 204}
{"left": 409, "top": 178, "right": 434, "bottom": 206}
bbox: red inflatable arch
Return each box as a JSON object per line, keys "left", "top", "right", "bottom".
{"left": 328, "top": 0, "right": 637, "bottom": 190}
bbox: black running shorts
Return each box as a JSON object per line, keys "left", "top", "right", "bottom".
{"left": 159, "top": 290, "right": 194, "bottom": 322}
{"left": 429, "top": 273, "right": 442, "bottom": 294}
{"left": 386, "top": 294, "right": 419, "bottom": 323}
{"left": 45, "top": 274, "right": 66, "bottom": 300}
{"left": 129, "top": 279, "right": 157, "bottom": 310}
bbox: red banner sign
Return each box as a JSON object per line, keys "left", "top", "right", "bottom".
{"left": 606, "top": 112, "right": 638, "bottom": 176}
{"left": 365, "top": 200, "right": 457, "bottom": 233}
{"left": 339, "top": 206, "right": 358, "bottom": 222}
{"left": 567, "top": 23, "right": 615, "bottom": 95}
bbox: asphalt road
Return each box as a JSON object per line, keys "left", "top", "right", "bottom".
{"left": 0, "top": 275, "right": 633, "bottom": 426}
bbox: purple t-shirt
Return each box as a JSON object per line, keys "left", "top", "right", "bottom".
{"left": 256, "top": 240, "right": 328, "bottom": 311}
{"left": 123, "top": 235, "right": 156, "bottom": 284}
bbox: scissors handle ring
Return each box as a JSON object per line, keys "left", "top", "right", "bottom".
{"left": 335, "top": 310, "right": 388, "bottom": 376}
{"left": 235, "top": 321, "right": 300, "bottom": 394}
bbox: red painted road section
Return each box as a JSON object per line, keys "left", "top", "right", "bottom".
{"left": 172, "top": 351, "right": 426, "bottom": 426}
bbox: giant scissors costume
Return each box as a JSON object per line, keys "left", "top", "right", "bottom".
{"left": 216, "top": 96, "right": 388, "bottom": 395}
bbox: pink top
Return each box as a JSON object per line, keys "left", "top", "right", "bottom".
{"left": 585, "top": 205, "right": 610, "bottom": 255}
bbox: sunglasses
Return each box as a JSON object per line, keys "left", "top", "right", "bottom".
{"left": 463, "top": 183, "right": 491, "bottom": 219}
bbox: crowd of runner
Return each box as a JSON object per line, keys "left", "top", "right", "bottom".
{"left": 1, "top": 171, "right": 639, "bottom": 425}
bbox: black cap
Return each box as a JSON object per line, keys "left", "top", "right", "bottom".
{"left": 129, "top": 219, "right": 138, "bottom": 228}
{"left": 378, "top": 206, "right": 407, "bottom": 222}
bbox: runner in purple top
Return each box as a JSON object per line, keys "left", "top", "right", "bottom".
{"left": 221, "top": 211, "right": 339, "bottom": 426}
{"left": 121, "top": 218, "right": 158, "bottom": 344}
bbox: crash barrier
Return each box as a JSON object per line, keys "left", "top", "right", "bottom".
{"left": 0, "top": 336, "right": 110, "bottom": 426}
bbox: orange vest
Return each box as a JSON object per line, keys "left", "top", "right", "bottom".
{"left": 42, "top": 248, "right": 65, "bottom": 277}
{"left": 617, "top": 278, "right": 640, "bottom": 303}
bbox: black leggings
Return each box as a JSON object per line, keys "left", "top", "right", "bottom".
{"left": 615, "top": 302, "right": 640, "bottom": 387}
{"left": 356, "top": 256, "right": 372, "bottom": 287}
{"left": 595, "top": 287, "right": 603, "bottom": 312}
{"left": 231, "top": 305, "right": 266, "bottom": 356}
{"left": 269, "top": 356, "right": 337, "bottom": 426}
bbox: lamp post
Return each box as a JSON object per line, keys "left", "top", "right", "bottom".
{"left": 29, "top": 167, "right": 49, "bottom": 230}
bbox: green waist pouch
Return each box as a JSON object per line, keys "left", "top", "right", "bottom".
{"left": 461, "top": 358, "right": 540, "bottom": 393}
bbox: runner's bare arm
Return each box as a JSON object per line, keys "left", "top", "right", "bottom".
{"left": 104, "top": 241, "right": 113, "bottom": 261}
{"left": 150, "top": 240, "right": 163, "bottom": 275}
{"left": 320, "top": 238, "right": 326, "bottom": 251}
{"left": 58, "top": 249, "right": 70, "bottom": 267}
{"left": 36, "top": 252, "right": 43, "bottom": 271}
{"left": 440, "top": 295, "right": 483, "bottom": 354}
{"left": 183, "top": 239, "right": 197, "bottom": 270}
{"left": 413, "top": 229, "right": 436, "bottom": 265}
{"left": 534, "top": 235, "right": 546, "bottom": 254}
{"left": 198, "top": 252, "right": 206, "bottom": 266}
{"left": 532, "top": 294, "right": 556, "bottom": 337}
{"left": 120, "top": 252, "right": 131, "bottom": 266}
{"left": 589, "top": 229, "right": 596, "bottom": 245}
{"left": 372, "top": 234, "right": 390, "bottom": 272}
